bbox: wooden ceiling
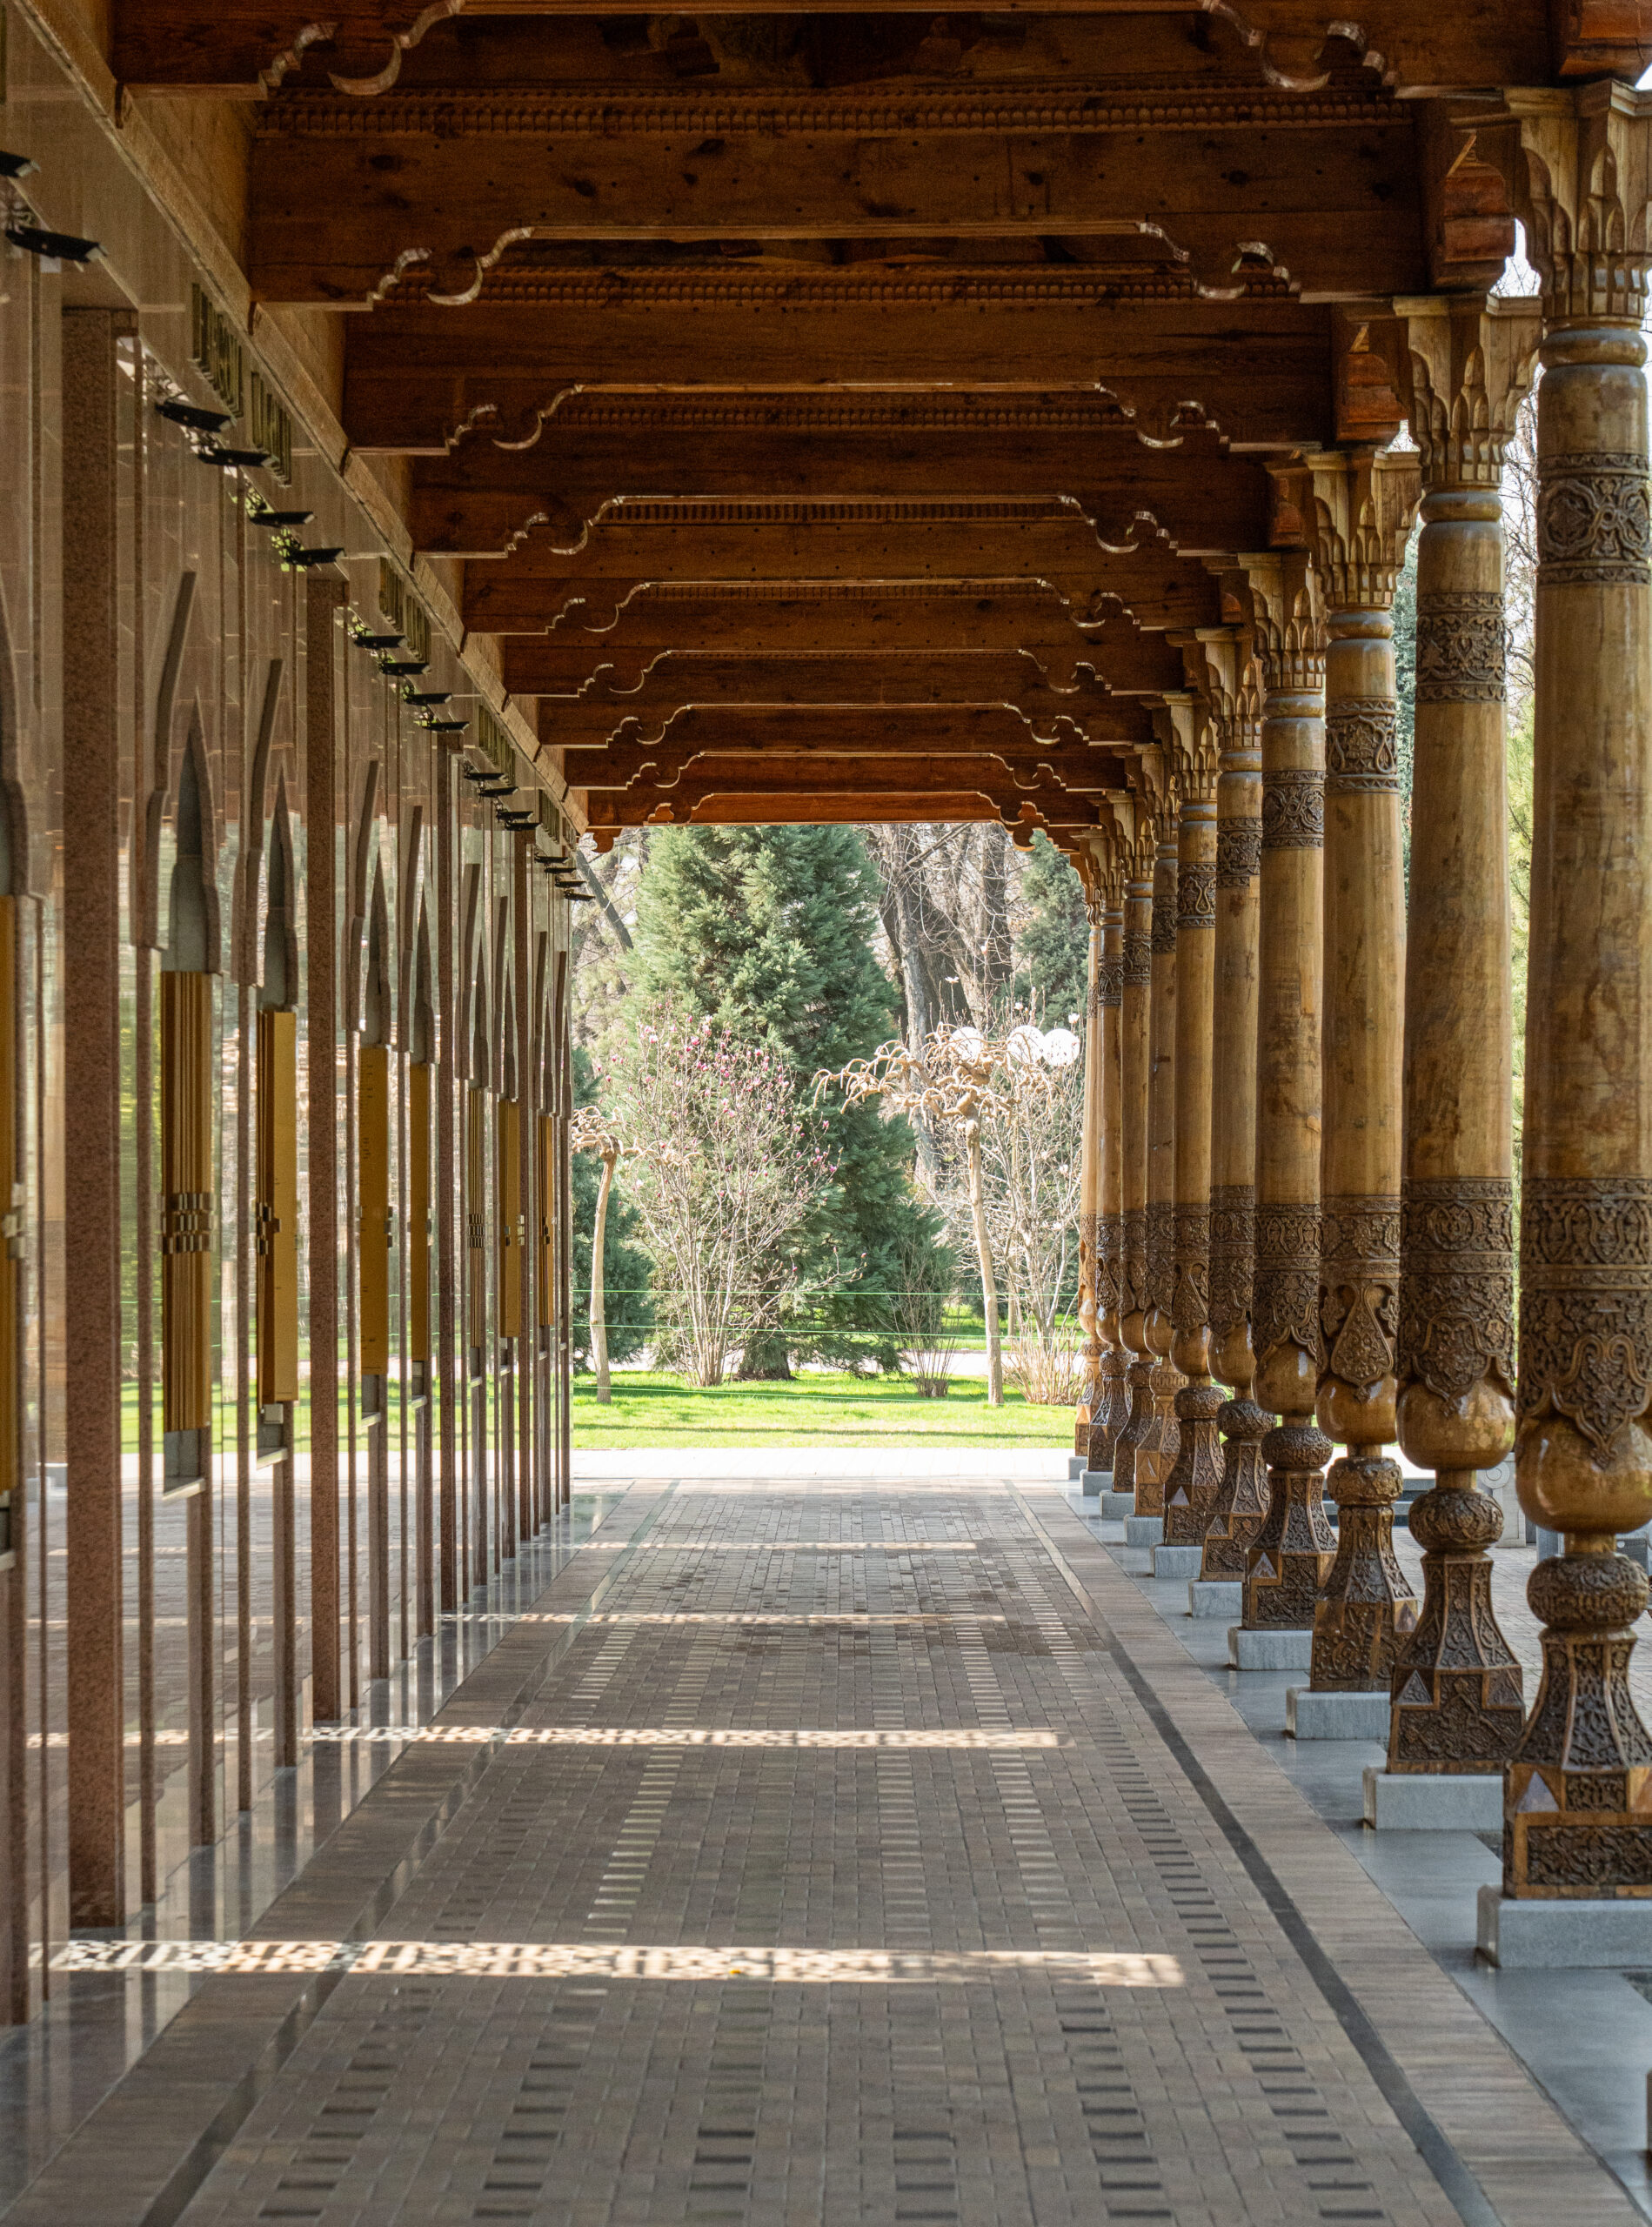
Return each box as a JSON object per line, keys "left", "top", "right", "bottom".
{"left": 110, "top": 1, "right": 1649, "bottom": 850}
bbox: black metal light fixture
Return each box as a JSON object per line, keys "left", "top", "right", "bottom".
{"left": 249, "top": 505, "right": 314, "bottom": 528}
{"left": 458, "top": 766, "right": 494, "bottom": 786}
{"left": 475, "top": 780, "right": 516, "bottom": 799}
{"left": 5, "top": 222, "right": 103, "bottom": 264}
{"left": 283, "top": 545, "right": 345, "bottom": 570}
{"left": 199, "top": 443, "right": 271, "bottom": 470}
{"left": 0, "top": 153, "right": 39, "bottom": 182}
{"left": 157, "top": 398, "right": 231, "bottom": 434}
{"left": 405, "top": 689, "right": 449, "bottom": 706}
{"left": 424, "top": 718, "right": 469, "bottom": 734}
{"left": 352, "top": 632, "right": 403, "bottom": 652}
{"left": 382, "top": 659, "right": 428, "bottom": 677}
{"left": 497, "top": 808, "right": 536, "bottom": 829}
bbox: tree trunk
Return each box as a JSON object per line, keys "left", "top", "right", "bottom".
{"left": 591, "top": 1151, "right": 614, "bottom": 1403}
{"left": 966, "top": 1121, "right": 1003, "bottom": 1406}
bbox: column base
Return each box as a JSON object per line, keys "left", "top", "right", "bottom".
{"left": 1100, "top": 1489, "right": 1134, "bottom": 1519}
{"left": 1080, "top": 1468, "right": 1110, "bottom": 1497}
{"left": 1476, "top": 1884, "right": 1652, "bottom": 1967}
{"left": 1362, "top": 1768, "right": 1503, "bottom": 1832}
{"left": 1285, "top": 1688, "right": 1389, "bottom": 1742}
{"left": 1125, "top": 1515, "right": 1164, "bottom": 1548}
{"left": 1151, "top": 1543, "right": 1202, "bottom": 1582}
{"left": 1067, "top": 1455, "right": 1087, "bottom": 1481}
{"left": 1189, "top": 1579, "right": 1242, "bottom": 1619}
{"left": 1228, "top": 1626, "right": 1313, "bottom": 1671}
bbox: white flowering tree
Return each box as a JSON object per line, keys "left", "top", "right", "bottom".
{"left": 825, "top": 1020, "right": 1080, "bottom": 1408}
{"left": 606, "top": 1004, "right": 833, "bottom": 1387}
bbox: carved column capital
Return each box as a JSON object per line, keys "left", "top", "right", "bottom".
{"left": 1303, "top": 447, "right": 1421, "bottom": 614}
{"left": 1484, "top": 83, "right": 1652, "bottom": 328}
{"left": 1235, "top": 550, "right": 1325, "bottom": 696}
{"left": 1388, "top": 293, "right": 1540, "bottom": 489}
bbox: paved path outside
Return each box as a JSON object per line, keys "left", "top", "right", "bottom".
{"left": 3, "top": 1474, "right": 1639, "bottom": 2227}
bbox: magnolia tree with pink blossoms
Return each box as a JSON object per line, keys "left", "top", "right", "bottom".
{"left": 605, "top": 1005, "right": 835, "bottom": 1387}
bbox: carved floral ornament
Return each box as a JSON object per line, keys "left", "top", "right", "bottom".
{"left": 1252, "top": 1203, "right": 1323, "bottom": 1367}
{"left": 1216, "top": 819, "right": 1264, "bottom": 887}
{"left": 1537, "top": 453, "right": 1652, "bottom": 587}
{"left": 1325, "top": 700, "right": 1400, "bottom": 792}
{"left": 1398, "top": 1179, "right": 1515, "bottom": 1407}
{"left": 1415, "top": 592, "right": 1507, "bottom": 704}
{"left": 1320, "top": 1197, "right": 1401, "bottom": 1391}
{"left": 1489, "top": 87, "right": 1652, "bottom": 329}
{"left": 1176, "top": 859, "right": 1217, "bottom": 926}
{"left": 1261, "top": 768, "right": 1325, "bottom": 850}
{"left": 1207, "top": 1185, "right": 1256, "bottom": 1342}
{"left": 1518, "top": 1177, "right": 1652, "bottom": 1453}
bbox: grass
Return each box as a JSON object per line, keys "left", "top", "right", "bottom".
{"left": 572, "top": 1369, "right": 1074, "bottom": 1449}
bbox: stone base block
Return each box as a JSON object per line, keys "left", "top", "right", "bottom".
{"left": 1151, "top": 1543, "right": 1202, "bottom": 1582}
{"left": 1125, "top": 1515, "right": 1164, "bottom": 1548}
{"left": 1285, "top": 1689, "right": 1389, "bottom": 1742}
{"left": 1362, "top": 1768, "right": 1503, "bottom": 1832}
{"left": 1080, "top": 1468, "right": 1110, "bottom": 1498}
{"left": 1067, "top": 1455, "right": 1087, "bottom": 1481}
{"left": 1189, "top": 1579, "right": 1243, "bottom": 1619}
{"left": 1100, "top": 1490, "right": 1134, "bottom": 1519}
{"left": 1227, "top": 1626, "right": 1313, "bottom": 1672}
{"left": 1476, "top": 1885, "right": 1652, "bottom": 1967}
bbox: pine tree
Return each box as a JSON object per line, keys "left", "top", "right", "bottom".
{"left": 630, "top": 825, "right": 940, "bottom": 1374}
{"left": 1014, "top": 831, "right": 1089, "bottom": 1027}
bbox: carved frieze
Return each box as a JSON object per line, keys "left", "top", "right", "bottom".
{"left": 1536, "top": 454, "right": 1652, "bottom": 588}
{"left": 1171, "top": 1206, "right": 1211, "bottom": 1334}
{"left": 1176, "top": 859, "right": 1216, "bottom": 927}
{"left": 1325, "top": 700, "right": 1400, "bottom": 793}
{"left": 1252, "top": 1202, "right": 1322, "bottom": 1367}
{"left": 1215, "top": 820, "right": 1263, "bottom": 888}
{"left": 1121, "top": 929, "right": 1154, "bottom": 990}
{"left": 1518, "top": 1176, "right": 1652, "bottom": 1452}
{"left": 1261, "top": 768, "right": 1324, "bottom": 851}
{"left": 1399, "top": 1177, "right": 1515, "bottom": 1406}
{"left": 1207, "top": 1184, "right": 1255, "bottom": 1342}
{"left": 1415, "top": 591, "right": 1508, "bottom": 704}
{"left": 1320, "top": 1195, "right": 1401, "bottom": 1390}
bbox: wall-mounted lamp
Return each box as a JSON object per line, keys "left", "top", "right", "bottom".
{"left": 0, "top": 153, "right": 39, "bottom": 181}
{"left": 249, "top": 505, "right": 313, "bottom": 528}
{"left": 382, "top": 659, "right": 428, "bottom": 677}
{"left": 352, "top": 632, "right": 403, "bottom": 652}
{"left": 6, "top": 222, "right": 102, "bottom": 264}
{"left": 282, "top": 545, "right": 345, "bottom": 570}
{"left": 200, "top": 444, "right": 271, "bottom": 470}
{"left": 157, "top": 397, "right": 231, "bottom": 434}
{"left": 405, "top": 690, "right": 449, "bottom": 706}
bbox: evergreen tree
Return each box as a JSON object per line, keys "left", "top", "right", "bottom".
{"left": 630, "top": 825, "right": 940, "bottom": 1373}
{"left": 1014, "top": 831, "right": 1089, "bottom": 1027}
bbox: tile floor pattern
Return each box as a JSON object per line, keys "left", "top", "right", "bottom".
{"left": 6, "top": 1478, "right": 1642, "bottom": 2227}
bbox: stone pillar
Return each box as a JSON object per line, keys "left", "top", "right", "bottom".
{"left": 1135, "top": 804, "right": 1182, "bottom": 1519}
{"left": 1111, "top": 849, "right": 1157, "bottom": 1497}
{"left": 1185, "top": 639, "right": 1271, "bottom": 1578}
{"left": 1387, "top": 293, "right": 1536, "bottom": 1774}
{"left": 1163, "top": 709, "right": 1223, "bottom": 1544}
{"left": 1496, "top": 86, "right": 1652, "bottom": 1897}
{"left": 1241, "top": 552, "right": 1335, "bottom": 1629}
{"left": 1074, "top": 913, "right": 1103, "bottom": 1460}
{"left": 1305, "top": 450, "right": 1421, "bottom": 1691}
{"left": 1090, "top": 890, "right": 1129, "bottom": 1474}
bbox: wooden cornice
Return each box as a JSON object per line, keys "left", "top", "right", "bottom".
{"left": 246, "top": 102, "right": 1422, "bottom": 304}
{"left": 343, "top": 295, "right": 1335, "bottom": 454}
{"left": 500, "top": 583, "right": 1184, "bottom": 695}
{"left": 110, "top": 1, "right": 1565, "bottom": 101}
{"left": 558, "top": 711, "right": 1140, "bottom": 787}
{"left": 409, "top": 417, "right": 1268, "bottom": 557}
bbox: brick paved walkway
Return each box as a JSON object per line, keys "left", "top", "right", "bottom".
{"left": 8, "top": 1479, "right": 1641, "bottom": 2227}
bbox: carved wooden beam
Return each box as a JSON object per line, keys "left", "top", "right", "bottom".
{"left": 410, "top": 413, "right": 1270, "bottom": 556}
{"left": 344, "top": 295, "right": 1338, "bottom": 453}
{"left": 111, "top": 0, "right": 1565, "bottom": 100}
{"left": 250, "top": 93, "right": 1423, "bottom": 302}
{"left": 460, "top": 507, "right": 1225, "bottom": 632}
{"left": 499, "top": 584, "right": 1187, "bottom": 696}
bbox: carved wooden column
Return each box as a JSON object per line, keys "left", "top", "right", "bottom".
{"left": 1089, "top": 827, "right": 1130, "bottom": 1475}
{"left": 1386, "top": 294, "right": 1536, "bottom": 1775}
{"left": 1304, "top": 449, "right": 1421, "bottom": 1693}
{"left": 1240, "top": 552, "right": 1335, "bottom": 1633}
{"left": 1111, "top": 828, "right": 1158, "bottom": 1498}
{"left": 1181, "top": 633, "right": 1272, "bottom": 1579}
{"left": 1074, "top": 909, "right": 1103, "bottom": 1461}
{"left": 1494, "top": 87, "right": 1652, "bottom": 1898}
{"left": 1135, "top": 794, "right": 1183, "bottom": 1521}
{"left": 1163, "top": 704, "right": 1224, "bottom": 1545}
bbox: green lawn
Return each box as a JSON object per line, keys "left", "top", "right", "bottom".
{"left": 572, "top": 1370, "right": 1075, "bottom": 1448}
